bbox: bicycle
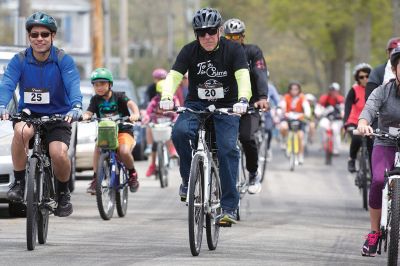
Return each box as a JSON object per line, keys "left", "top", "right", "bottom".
{"left": 285, "top": 112, "right": 303, "bottom": 171}
{"left": 150, "top": 120, "right": 173, "bottom": 188}
{"left": 236, "top": 141, "right": 248, "bottom": 221}
{"left": 174, "top": 105, "right": 237, "bottom": 256}
{"left": 93, "top": 116, "right": 135, "bottom": 220}
{"left": 320, "top": 105, "right": 342, "bottom": 165}
{"left": 356, "top": 127, "right": 400, "bottom": 264}
{"left": 350, "top": 127, "right": 371, "bottom": 211}
{"left": 255, "top": 111, "right": 268, "bottom": 182}
{"left": 9, "top": 110, "right": 62, "bottom": 251}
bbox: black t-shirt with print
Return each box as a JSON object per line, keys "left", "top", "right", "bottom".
{"left": 87, "top": 91, "right": 133, "bottom": 133}
{"left": 172, "top": 37, "right": 248, "bottom": 108}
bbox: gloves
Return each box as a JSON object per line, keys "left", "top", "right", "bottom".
{"left": 159, "top": 99, "right": 174, "bottom": 110}
{"left": 0, "top": 105, "right": 9, "bottom": 120}
{"left": 233, "top": 98, "right": 249, "bottom": 114}
{"left": 65, "top": 104, "right": 83, "bottom": 122}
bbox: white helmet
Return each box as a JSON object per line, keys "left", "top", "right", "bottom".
{"left": 329, "top": 82, "right": 340, "bottom": 91}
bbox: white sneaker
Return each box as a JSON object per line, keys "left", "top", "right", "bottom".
{"left": 298, "top": 154, "right": 304, "bottom": 165}
{"left": 248, "top": 172, "right": 262, "bottom": 194}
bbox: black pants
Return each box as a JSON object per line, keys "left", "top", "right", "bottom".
{"left": 239, "top": 112, "right": 260, "bottom": 173}
{"left": 349, "top": 134, "right": 362, "bottom": 160}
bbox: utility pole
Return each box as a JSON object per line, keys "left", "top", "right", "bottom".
{"left": 92, "top": 0, "right": 104, "bottom": 69}
{"left": 16, "top": 0, "right": 31, "bottom": 45}
{"left": 119, "top": 0, "right": 128, "bottom": 79}
{"left": 103, "top": 0, "right": 111, "bottom": 70}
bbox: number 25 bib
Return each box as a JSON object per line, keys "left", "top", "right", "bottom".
{"left": 24, "top": 88, "right": 50, "bottom": 104}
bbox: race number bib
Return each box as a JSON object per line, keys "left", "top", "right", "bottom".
{"left": 24, "top": 88, "right": 50, "bottom": 104}
{"left": 197, "top": 80, "right": 225, "bottom": 100}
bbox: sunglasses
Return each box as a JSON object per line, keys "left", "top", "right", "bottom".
{"left": 196, "top": 28, "right": 219, "bottom": 37}
{"left": 30, "top": 31, "right": 51, "bottom": 39}
{"left": 358, "top": 75, "right": 369, "bottom": 80}
{"left": 225, "top": 34, "right": 242, "bottom": 40}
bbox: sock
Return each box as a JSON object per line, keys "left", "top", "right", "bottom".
{"left": 13, "top": 170, "right": 26, "bottom": 184}
{"left": 58, "top": 180, "right": 69, "bottom": 193}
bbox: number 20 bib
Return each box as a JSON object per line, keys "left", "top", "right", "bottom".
{"left": 197, "top": 80, "right": 224, "bottom": 100}
{"left": 24, "top": 88, "right": 50, "bottom": 104}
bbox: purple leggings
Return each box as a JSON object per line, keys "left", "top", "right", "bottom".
{"left": 369, "top": 145, "right": 396, "bottom": 209}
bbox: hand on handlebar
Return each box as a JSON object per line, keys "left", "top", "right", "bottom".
{"left": 233, "top": 98, "right": 249, "bottom": 114}
{"left": 357, "top": 123, "right": 374, "bottom": 136}
{"left": 159, "top": 99, "right": 174, "bottom": 110}
{"left": 254, "top": 99, "right": 269, "bottom": 111}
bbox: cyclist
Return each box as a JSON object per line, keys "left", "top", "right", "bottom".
{"left": 358, "top": 47, "right": 400, "bottom": 257}
{"left": 223, "top": 18, "right": 269, "bottom": 194}
{"left": 83, "top": 68, "right": 140, "bottom": 194}
{"left": 315, "top": 82, "right": 344, "bottom": 155}
{"left": 144, "top": 68, "right": 168, "bottom": 155}
{"left": 344, "top": 63, "right": 372, "bottom": 173}
{"left": 0, "top": 12, "right": 82, "bottom": 217}
{"left": 159, "top": 7, "right": 251, "bottom": 225}
{"left": 143, "top": 79, "right": 179, "bottom": 177}
{"left": 279, "top": 82, "right": 311, "bottom": 164}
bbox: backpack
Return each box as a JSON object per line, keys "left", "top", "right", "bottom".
{"left": 17, "top": 47, "right": 65, "bottom": 70}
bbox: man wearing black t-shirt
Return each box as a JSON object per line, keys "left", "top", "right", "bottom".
{"left": 160, "top": 8, "right": 252, "bottom": 225}
{"left": 224, "top": 18, "right": 269, "bottom": 195}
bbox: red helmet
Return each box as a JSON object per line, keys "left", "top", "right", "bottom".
{"left": 152, "top": 68, "right": 167, "bottom": 80}
{"left": 387, "top": 37, "right": 400, "bottom": 50}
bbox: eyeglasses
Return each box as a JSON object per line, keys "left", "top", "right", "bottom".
{"left": 196, "top": 28, "right": 218, "bottom": 37}
{"left": 29, "top": 31, "right": 51, "bottom": 39}
{"left": 225, "top": 34, "right": 242, "bottom": 40}
{"left": 358, "top": 75, "right": 369, "bottom": 80}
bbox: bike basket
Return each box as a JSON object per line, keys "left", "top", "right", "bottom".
{"left": 97, "top": 120, "right": 119, "bottom": 149}
{"left": 152, "top": 124, "right": 172, "bottom": 142}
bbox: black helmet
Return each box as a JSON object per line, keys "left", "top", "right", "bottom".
{"left": 192, "top": 8, "right": 222, "bottom": 30}
{"left": 353, "top": 63, "right": 372, "bottom": 80}
{"left": 224, "top": 18, "right": 245, "bottom": 34}
{"left": 26, "top": 11, "right": 57, "bottom": 33}
{"left": 390, "top": 47, "right": 400, "bottom": 67}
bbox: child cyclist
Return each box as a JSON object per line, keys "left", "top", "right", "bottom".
{"left": 82, "top": 68, "right": 141, "bottom": 194}
{"left": 143, "top": 79, "right": 179, "bottom": 177}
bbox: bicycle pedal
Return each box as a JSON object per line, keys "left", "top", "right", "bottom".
{"left": 218, "top": 221, "right": 232, "bottom": 227}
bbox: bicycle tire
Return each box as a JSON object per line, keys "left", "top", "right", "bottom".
{"left": 258, "top": 134, "right": 268, "bottom": 183}
{"left": 188, "top": 154, "right": 204, "bottom": 256}
{"left": 206, "top": 162, "right": 221, "bottom": 251}
{"left": 157, "top": 143, "right": 168, "bottom": 188}
{"left": 388, "top": 178, "right": 400, "bottom": 265}
{"left": 26, "top": 157, "right": 39, "bottom": 251}
{"left": 96, "top": 152, "right": 116, "bottom": 220}
{"left": 38, "top": 168, "right": 51, "bottom": 244}
{"left": 325, "top": 132, "right": 333, "bottom": 165}
{"left": 359, "top": 147, "right": 369, "bottom": 211}
{"left": 289, "top": 133, "right": 295, "bottom": 171}
{"left": 237, "top": 143, "right": 248, "bottom": 197}
{"left": 116, "top": 168, "right": 128, "bottom": 217}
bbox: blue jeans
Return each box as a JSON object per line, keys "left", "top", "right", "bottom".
{"left": 171, "top": 101, "right": 240, "bottom": 212}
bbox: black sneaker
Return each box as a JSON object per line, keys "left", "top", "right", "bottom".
{"left": 55, "top": 191, "right": 73, "bottom": 217}
{"left": 7, "top": 181, "right": 24, "bottom": 201}
{"left": 361, "top": 231, "right": 381, "bottom": 257}
{"left": 348, "top": 159, "right": 356, "bottom": 173}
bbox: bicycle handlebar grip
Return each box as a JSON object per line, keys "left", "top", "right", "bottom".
{"left": 352, "top": 129, "right": 362, "bottom": 136}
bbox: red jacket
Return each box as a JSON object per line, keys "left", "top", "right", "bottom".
{"left": 346, "top": 84, "right": 365, "bottom": 125}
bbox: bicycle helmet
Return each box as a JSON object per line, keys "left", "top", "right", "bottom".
{"left": 152, "top": 68, "right": 168, "bottom": 80}
{"left": 329, "top": 82, "right": 340, "bottom": 91}
{"left": 91, "top": 68, "right": 114, "bottom": 85}
{"left": 305, "top": 93, "right": 316, "bottom": 103}
{"left": 390, "top": 46, "right": 400, "bottom": 67}
{"left": 192, "top": 8, "right": 222, "bottom": 30}
{"left": 387, "top": 37, "right": 400, "bottom": 51}
{"left": 26, "top": 11, "right": 57, "bottom": 33}
{"left": 223, "top": 18, "right": 245, "bottom": 34}
{"left": 353, "top": 63, "right": 372, "bottom": 80}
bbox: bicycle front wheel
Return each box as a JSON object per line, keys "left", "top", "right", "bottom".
{"left": 258, "top": 132, "right": 268, "bottom": 183}
{"left": 157, "top": 143, "right": 169, "bottom": 188}
{"left": 26, "top": 157, "right": 39, "bottom": 251}
{"left": 116, "top": 168, "right": 128, "bottom": 217}
{"left": 388, "top": 178, "right": 400, "bottom": 265}
{"left": 38, "top": 168, "right": 51, "bottom": 244}
{"left": 206, "top": 162, "right": 221, "bottom": 251}
{"left": 289, "top": 133, "right": 295, "bottom": 171}
{"left": 96, "top": 152, "right": 116, "bottom": 220}
{"left": 188, "top": 154, "right": 204, "bottom": 256}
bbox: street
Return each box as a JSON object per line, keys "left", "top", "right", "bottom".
{"left": 0, "top": 143, "right": 386, "bottom": 266}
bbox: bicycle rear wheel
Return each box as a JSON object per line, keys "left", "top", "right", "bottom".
{"left": 258, "top": 132, "right": 268, "bottom": 183}
{"left": 388, "top": 178, "right": 400, "bottom": 265}
{"left": 157, "top": 143, "right": 169, "bottom": 188}
{"left": 26, "top": 158, "right": 39, "bottom": 251}
{"left": 206, "top": 163, "right": 221, "bottom": 250}
{"left": 116, "top": 168, "right": 128, "bottom": 217}
{"left": 188, "top": 154, "right": 204, "bottom": 256}
{"left": 38, "top": 168, "right": 51, "bottom": 244}
{"left": 96, "top": 152, "right": 116, "bottom": 220}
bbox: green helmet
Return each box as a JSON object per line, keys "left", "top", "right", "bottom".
{"left": 91, "top": 68, "right": 113, "bottom": 84}
{"left": 26, "top": 11, "right": 57, "bottom": 32}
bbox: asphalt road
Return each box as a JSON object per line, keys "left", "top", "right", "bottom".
{"left": 0, "top": 142, "right": 387, "bottom": 266}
